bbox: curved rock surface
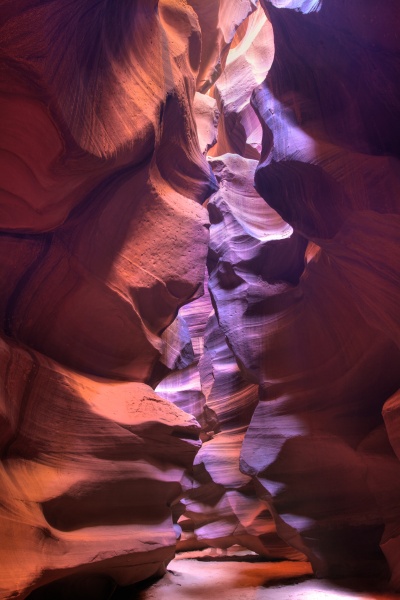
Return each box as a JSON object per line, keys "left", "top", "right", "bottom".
{"left": 208, "top": 4, "right": 274, "bottom": 159}
{"left": 0, "top": 0, "right": 218, "bottom": 598}
{"left": 209, "top": 150, "right": 400, "bottom": 578}
{"left": 0, "top": 161, "right": 209, "bottom": 382}
{"left": 2, "top": 0, "right": 400, "bottom": 595}
{"left": 0, "top": 335, "right": 200, "bottom": 599}
{"left": 0, "top": 0, "right": 216, "bottom": 232}
{"left": 188, "top": 0, "right": 258, "bottom": 93}
{"left": 158, "top": 285, "right": 302, "bottom": 560}
{"left": 0, "top": 0, "right": 217, "bottom": 380}
{"left": 207, "top": 0, "right": 400, "bottom": 583}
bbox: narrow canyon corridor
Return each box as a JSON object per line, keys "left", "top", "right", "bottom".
{"left": 1, "top": 1, "right": 400, "bottom": 599}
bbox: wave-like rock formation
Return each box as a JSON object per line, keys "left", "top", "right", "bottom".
{"left": 0, "top": 336, "right": 200, "bottom": 598}
{"left": 207, "top": 0, "right": 400, "bottom": 585}
{"left": 188, "top": 0, "right": 259, "bottom": 93}
{"left": 2, "top": 0, "right": 400, "bottom": 596}
{"left": 208, "top": 3, "right": 274, "bottom": 159}
{"left": 157, "top": 276, "right": 302, "bottom": 560}
{"left": 155, "top": 12, "right": 301, "bottom": 560}
{"left": 0, "top": 0, "right": 220, "bottom": 597}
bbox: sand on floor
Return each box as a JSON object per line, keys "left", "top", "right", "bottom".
{"left": 120, "top": 557, "right": 400, "bottom": 600}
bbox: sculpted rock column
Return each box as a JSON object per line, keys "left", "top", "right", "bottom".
{"left": 236, "top": 0, "right": 400, "bottom": 582}
{"left": 0, "top": 1, "right": 216, "bottom": 598}
{"left": 155, "top": 6, "right": 302, "bottom": 561}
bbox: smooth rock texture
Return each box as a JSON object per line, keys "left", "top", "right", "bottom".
{"left": 208, "top": 4, "right": 274, "bottom": 159}
{"left": 0, "top": 161, "right": 209, "bottom": 382}
{"left": 0, "top": 0, "right": 215, "bottom": 232}
{"left": 0, "top": 335, "right": 200, "bottom": 599}
{"left": 206, "top": 91, "right": 400, "bottom": 578}
{"left": 157, "top": 275, "right": 301, "bottom": 560}
{"left": 210, "top": 0, "right": 400, "bottom": 583}
{"left": 188, "top": 0, "right": 259, "bottom": 92}
{"left": 0, "top": 0, "right": 217, "bottom": 386}
{"left": 0, "top": 0, "right": 219, "bottom": 598}
{"left": 2, "top": 0, "right": 400, "bottom": 596}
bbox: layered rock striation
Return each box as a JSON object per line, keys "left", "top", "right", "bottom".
{"left": 208, "top": 0, "right": 400, "bottom": 584}
{"left": 0, "top": 0, "right": 216, "bottom": 597}
{"left": 2, "top": 0, "right": 400, "bottom": 597}
{"left": 158, "top": 276, "right": 302, "bottom": 560}
{"left": 0, "top": 337, "right": 200, "bottom": 597}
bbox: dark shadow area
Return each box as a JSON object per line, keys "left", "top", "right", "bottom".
{"left": 261, "top": 573, "right": 313, "bottom": 588}
{"left": 110, "top": 573, "right": 163, "bottom": 600}
{"left": 26, "top": 573, "right": 117, "bottom": 600}
{"left": 310, "top": 577, "right": 400, "bottom": 599}
{"left": 192, "top": 555, "right": 281, "bottom": 563}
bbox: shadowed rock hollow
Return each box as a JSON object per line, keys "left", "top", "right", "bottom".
{"left": 1, "top": 0, "right": 400, "bottom": 598}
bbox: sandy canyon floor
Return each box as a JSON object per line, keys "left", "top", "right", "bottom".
{"left": 112, "top": 553, "right": 400, "bottom": 600}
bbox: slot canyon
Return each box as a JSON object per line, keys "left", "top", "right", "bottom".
{"left": 1, "top": 0, "right": 400, "bottom": 598}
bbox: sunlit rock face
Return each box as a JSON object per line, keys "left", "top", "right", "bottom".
{"left": 187, "top": 0, "right": 259, "bottom": 93}
{"left": 0, "top": 0, "right": 216, "bottom": 232}
{"left": 0, "top": 336, "right": 200, "bottom": 598}
{"left": 208, "top": 4, "right": 274, "bottom": 160}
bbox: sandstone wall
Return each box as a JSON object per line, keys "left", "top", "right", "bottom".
{"left": 1, "top": 0, "right": 400, "bottom": 597}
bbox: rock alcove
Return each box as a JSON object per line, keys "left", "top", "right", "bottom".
{"left": 1, "top": 1, "right": 400, "bottom": 598}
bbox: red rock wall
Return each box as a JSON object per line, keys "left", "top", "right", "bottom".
{"left": 215, "top": 0, "right": 400, "bottom": 585}
{"left": 2, "top": 0, "right": 400, "bottom": 597}
{"left": 0, "top": 1, "right": 215, "bottom": 597}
